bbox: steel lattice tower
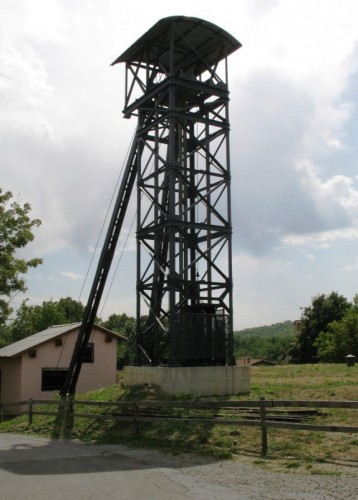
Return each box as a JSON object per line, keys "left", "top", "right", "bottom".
{"left": 112, "top": 17, "right": 241, "bottom": 367}
{"left": 60, "top": 16, "right": 241, "bottom": 397}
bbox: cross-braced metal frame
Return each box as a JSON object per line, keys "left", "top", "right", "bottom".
{"left": 114, "top": 17, "right": 241, "bottom": 366}
{"left": 60, "top": 17, "right": 240, "bottom": 397}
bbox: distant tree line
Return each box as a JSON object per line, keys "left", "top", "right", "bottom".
{"left": 234, "top": 321, "right": 295, "bottom": 363}
{"left": 234, "top": 292, "right": 358, "bottom": 364}
{"left": 2, "top": 293, "right": 357, "bottom": 366}
{"left": 1, "top": 188, "right": 357, "bottom": 366}
{"left": 0, "top": 297, "right": 85, "bottom": 347}
{"left": 0, "top": 297, "right": 137, "bottom": 367}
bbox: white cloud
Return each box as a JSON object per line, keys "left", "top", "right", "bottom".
{"left": 295, "top": 159, "right": 358, "bottom": 236}
{"left": 231, "top": 69, "right": 356, "bottom": 255}
{"left": 301, "top": 250, "right": 315, "bottom": 261}
{"left": 283, "top": 228, "right": 358, "bottom": 248}
{"left": 341, "top": 256, "right": 358, "bottom": 271}
{"left": 2, "top": 0, "right": 358, "bottom": 327}
{"left": 60, "top": 271, "right": 83, "bottom": 281}
{"left": 303, "top": 102, "right": 354, "bottom": 153}
{"left": 238, "top": 0, "right": 358, "bottom": 106}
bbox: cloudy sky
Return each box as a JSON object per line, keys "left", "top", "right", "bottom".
{"left": 2, "top": 0, "right": 358, "bottom": 329}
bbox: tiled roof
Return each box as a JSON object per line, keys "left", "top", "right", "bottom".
{"left": 0, "top": 323, "right": 126, "bottom": 358}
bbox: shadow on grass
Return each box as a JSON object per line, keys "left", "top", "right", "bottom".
{"left": 52, "top": 384, "right": 234, "bottom": 459}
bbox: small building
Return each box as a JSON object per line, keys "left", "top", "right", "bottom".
{"left": 236, "top": 358, "right": 276, "bottom": 367}
{"left": 0, "top": 323, "right": 126, "bottom": 408}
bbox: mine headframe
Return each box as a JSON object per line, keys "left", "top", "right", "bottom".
{"left": 112, "top": 16, "right": 241, "bottom": 367}
{"left": 60, "top": 16, "right": 240, "bottom": 397}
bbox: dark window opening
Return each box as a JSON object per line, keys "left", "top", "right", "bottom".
{"left": 42, "top": 369, "right": 68, "bottom": 391}
{"left": 83, "top": 343, "right": 94, "bottom": 363}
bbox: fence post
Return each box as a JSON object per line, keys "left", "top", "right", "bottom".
{"left": 259, "top": 396, "right": 268, "bottom": 457}
{"left": 28, "top": 399, "right": 33, "bottom": 426}
{"left": 133, "top": 403, "right": 139, "bottom": 433}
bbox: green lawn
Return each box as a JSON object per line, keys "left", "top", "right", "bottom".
{"left": 1, "top": 364, "right": 357, "bottom": 474}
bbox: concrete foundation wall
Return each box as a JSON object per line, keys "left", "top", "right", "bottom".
{"left": 123, "top": 365, "right": 250, "bottom": 396}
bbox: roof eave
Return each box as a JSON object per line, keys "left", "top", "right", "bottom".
{"left": 111, "top": 15, "right": 241, "bottom": 69}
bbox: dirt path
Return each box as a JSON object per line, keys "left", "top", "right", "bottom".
{"left": 0, "top": 433, "right": 357, "bottom": 499}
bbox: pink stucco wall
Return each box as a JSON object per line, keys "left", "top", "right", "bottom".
{"left": 0, "top": 357, "right": 22, "bottom": 404}
{"left": 0, "top": 327, "right": 119, "bottom": 406}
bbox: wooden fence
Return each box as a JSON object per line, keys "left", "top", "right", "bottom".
{"left": 1, "top": 397, "right": 358, "bottom": 456}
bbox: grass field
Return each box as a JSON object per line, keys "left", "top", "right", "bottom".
{"left": 1, "top": 364, "right": 357, "bottom": 474}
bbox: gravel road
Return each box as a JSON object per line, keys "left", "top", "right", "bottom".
{"left": 0, "top": 433, "right": 357, "bottom": 499}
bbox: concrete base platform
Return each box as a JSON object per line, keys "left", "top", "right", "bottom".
{"left": 122, "top": 365, "right": 250, "bottom": 396}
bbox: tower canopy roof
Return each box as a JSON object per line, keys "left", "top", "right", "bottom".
{"left": 111, "top": 16, "right": 241, "bottom": 76}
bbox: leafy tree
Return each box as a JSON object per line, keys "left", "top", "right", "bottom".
{"left": 0, "top": 323, "right": 12, "bottom": 348}
{"left": 0, "top": 189, "right": 42, "bottom": 328}
{"left": 57, "top": 297, "right": 85, "bottom": 323}
{"left": 103, "top": 313, "right": 136, "bottom": 367}
{"left": 289, "top": 292, "right": 351, "bottom": 363}
{"left": 315, "top": 296, "right": 358, "bottom": 362}
{"left": 6, "top": 297, "right": 85, "bottom": 344}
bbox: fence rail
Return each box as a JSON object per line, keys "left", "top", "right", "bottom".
{"left": 1, "top": 398, "right": 357, "bottom": 456}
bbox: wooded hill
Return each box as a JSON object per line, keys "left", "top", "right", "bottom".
{"left": 233, "top": 321, "right": 295, "bottom": 363}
